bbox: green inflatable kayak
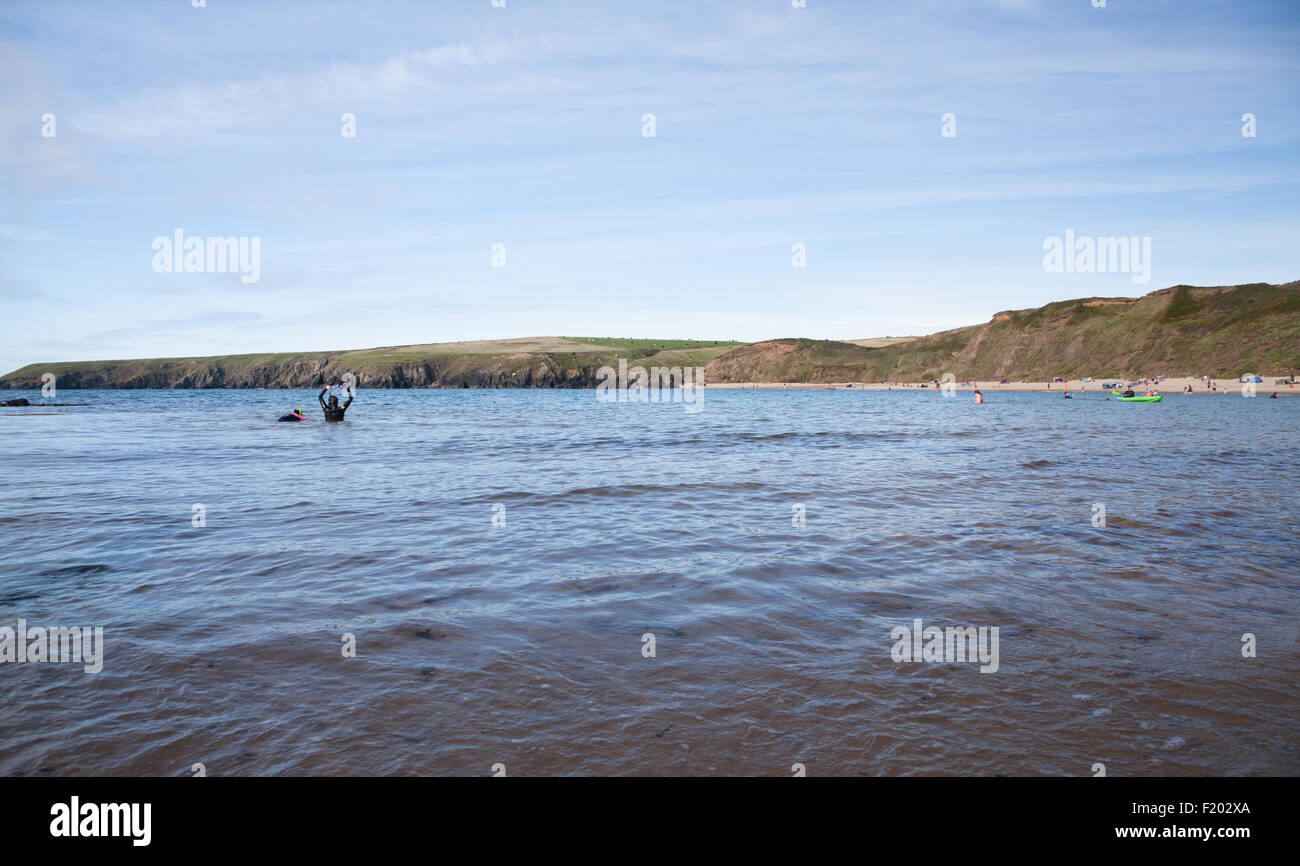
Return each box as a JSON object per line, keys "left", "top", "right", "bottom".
{"left": 1118, "top": 395, "right": 1162, "bottom": 402}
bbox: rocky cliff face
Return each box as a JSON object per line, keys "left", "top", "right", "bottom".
{"left": 7, "top": 281, "right": 1294, "bottom": 388}
{"left": 704, "top": 339, "right": 880, "bottom": 383}
{"left": 704, "top": 281, "right": 1300, "bottom": 382}
{"left": 0, "top": 353, "right": 611, "bottom": 389}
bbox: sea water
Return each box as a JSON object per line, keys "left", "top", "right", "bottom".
{"left": 0, "top": 388, "right": 1295, "bottom": 775}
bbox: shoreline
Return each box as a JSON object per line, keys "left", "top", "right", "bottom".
{"left": 708, "top": 376, "right": 1299, "bottom": 395}
{"left": 0, "top": 377, "right": 1296, "bottom": 396}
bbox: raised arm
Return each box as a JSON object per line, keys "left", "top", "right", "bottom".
{"left": 342, "top": 393, "right": 353, "bottom": 409}
{"left": 318, "top": 388, "right": 329, "bottom": 408}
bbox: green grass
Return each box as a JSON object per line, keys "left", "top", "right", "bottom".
{"left": 6, "top": 283, "right": 1296, "bottom": 387}
{"left": 705, "top": 282, "right": 1299, "bottom": 383}
{"left": 561, "top": 337, "right": 743, "bottom": 351}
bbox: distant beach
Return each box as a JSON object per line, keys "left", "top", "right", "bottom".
{"left": 709, "top": 376, "right": 1299, "bottom": 394}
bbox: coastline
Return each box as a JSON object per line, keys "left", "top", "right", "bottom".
{"left": 708, "top": 376, "right": 1299, "bottom": 395}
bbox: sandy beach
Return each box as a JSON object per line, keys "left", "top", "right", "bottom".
{"left": 709, "top": 376, "right": 1299, "bottom": 395}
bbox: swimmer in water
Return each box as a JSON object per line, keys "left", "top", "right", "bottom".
{"left": 974, "top": 389, "right": 984, "bottom": 404}
{"left": 278, "top": 407, "right": 306, "bottom": 422}
{"left": 319, "top": 386, "right": 353, "bottom": 422}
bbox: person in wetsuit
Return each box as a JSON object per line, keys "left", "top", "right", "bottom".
{"left": 278, "top": 407, "right": 306, "bottom": 422}
{"left": 1122, "top": 388, "right": 1136, "bottom": 398}
{"left": 319, "top": 387, "right": 353, "bottom": 422}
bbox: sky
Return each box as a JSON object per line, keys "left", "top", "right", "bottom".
{"left": 1, "top": 0, "right": 1298, "bottom": 372}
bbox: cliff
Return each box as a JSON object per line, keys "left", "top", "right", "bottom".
{"left": 702, "top": 281, "right": 1300, "bottom": 383}
{"left": 0, "top": 338, "right": 741, "bottom": 390}
{"left": 4, "top": 281, "right": 1297, "bottom": 388}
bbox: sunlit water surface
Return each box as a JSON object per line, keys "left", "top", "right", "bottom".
{"left": 1, "top": 388, "right": 1296, "bottom": 776}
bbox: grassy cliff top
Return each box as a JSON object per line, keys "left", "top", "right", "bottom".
{"left": 5, "top": 281, "right": 1296, "bottom": 387}
{"left": 703, "top": 281, "right": 1300, "bottom": 383}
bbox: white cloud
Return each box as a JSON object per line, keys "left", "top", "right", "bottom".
{"left": 74, "top": 33, "right": 575, "bottom": 141}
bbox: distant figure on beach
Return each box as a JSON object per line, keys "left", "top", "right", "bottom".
{"left": 320, "top": 387, "right": 353, "bottom": 422}
{"left": 278, "top": 407, "right": 306, "bottom": 422}
{"left": 974, "top": 389, "right": 984, "bottom": 404}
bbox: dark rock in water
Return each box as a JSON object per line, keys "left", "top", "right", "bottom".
{"left": 1, "top": 400, "right": 86, "bottom": 406}
{"left": 419, "top": 667, "right": 438, "bottom": 677}
{"left": 414, "top": 628, "right": 434, "bottom": 640}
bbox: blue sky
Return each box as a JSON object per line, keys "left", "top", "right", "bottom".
{"left": 1, "top": 0, "right": 1297, "bottom": 372}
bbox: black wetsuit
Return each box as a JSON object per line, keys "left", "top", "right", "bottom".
{"left": 277, "top": 412, "right": 305, "bottom": 422}
{"left": 319, "top": 389, "right": 352, "bottom": 422}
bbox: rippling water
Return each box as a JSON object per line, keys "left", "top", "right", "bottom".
{"left": 1, "top": 388, "right": 1296, "bottom": 776}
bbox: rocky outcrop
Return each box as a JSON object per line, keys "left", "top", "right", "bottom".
{"left": 0, "top": 352, "right": 613, "bottom": 389}
{"left": 705, "top": 339, "right": 881, "bottom": 383}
